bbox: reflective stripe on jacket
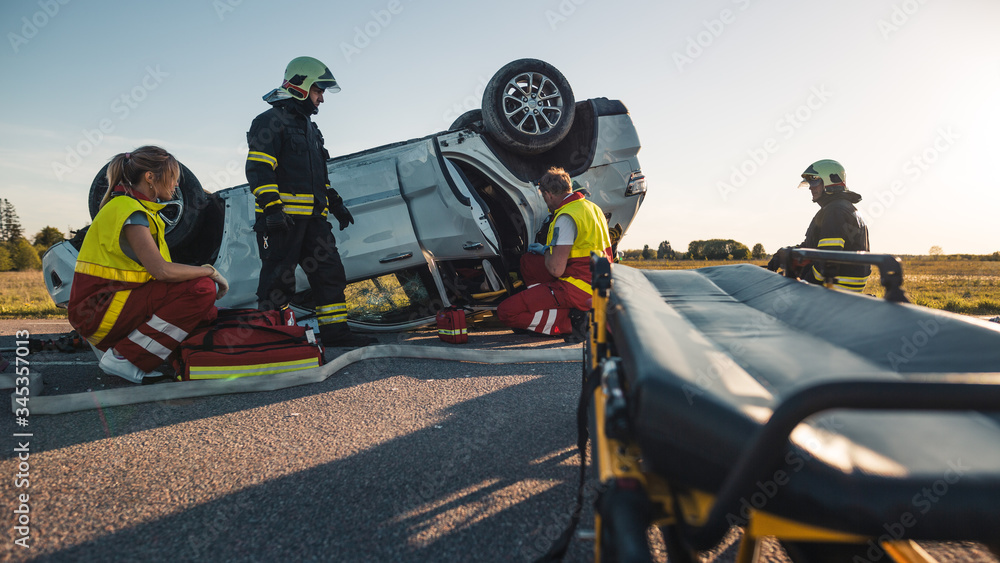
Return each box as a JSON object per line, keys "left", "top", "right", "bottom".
{"left": 246, "top": 99, "right": 339, "bottom": 216}
{"left": 802, "top": 193, "right": 871, "bottom": 292}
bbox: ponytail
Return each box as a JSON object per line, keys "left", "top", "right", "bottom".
{"left": 99, "top": 146, "right": 180, "bottom": 209}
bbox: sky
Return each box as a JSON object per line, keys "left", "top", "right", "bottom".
{"left": 1, "top": 0, "right": 999, "bottom": 256}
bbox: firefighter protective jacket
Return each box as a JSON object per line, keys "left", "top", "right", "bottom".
{"left": 800, "top": 190, "right": 871, "bottom": 292}
{"left": 245, "top": 98, "right": 343, "bottom": 217}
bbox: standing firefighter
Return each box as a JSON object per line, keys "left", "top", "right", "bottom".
{"left": 246, "top": 56, "right": 375, "bottom": 347}
{"left": 768, "top": 159, "right": 871, "bottom": 292}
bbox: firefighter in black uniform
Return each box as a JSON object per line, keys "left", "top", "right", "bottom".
{"left": 768, "top": 159, "right": 871, "bottom": 292}
{"left": 246, "top": 56, "right": 375, "bottom": 347}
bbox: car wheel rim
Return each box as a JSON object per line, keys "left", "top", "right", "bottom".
{"left": 501, "top": 71, "right": 564, "bottom": 135}
{"left": 158, "top": 193, "right": 184, "bottom": 232}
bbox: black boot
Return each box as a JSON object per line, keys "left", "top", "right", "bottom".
{"left": 564, "top": 309, "right": 590, "bottom": 344}
{"left": 320, "top": 324, "right": 377, "bottom": 348}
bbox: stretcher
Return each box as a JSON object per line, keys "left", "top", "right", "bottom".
{"left": 568, "top": 251, "right": 1000, "bottom": 562}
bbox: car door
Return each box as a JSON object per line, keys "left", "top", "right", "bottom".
{"left": 395, "top": 139, "right": 500, "bottom": 262}
{"left": 327, "top": 149, "right": 427, "bottom": 282}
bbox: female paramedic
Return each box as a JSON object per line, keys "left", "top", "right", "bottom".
{"left": 68, "top": 146, "right": 228, "bottom": 383}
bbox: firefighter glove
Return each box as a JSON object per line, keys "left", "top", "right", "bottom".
{"left": 331, "top": 202, "right": 354, "bottom": 231}
{"left": 264, "top": 205, "right": 293, "bottom": 234}
{"left": 767, "top": 248, "right": 787, "bottom": 272}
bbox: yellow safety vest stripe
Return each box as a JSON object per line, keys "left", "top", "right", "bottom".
{"left": 87, "top": 289, "right": 132, "bottom": 346}
{"left": 558, "top": 275, "right": 593, "bottom": 296}
{"left": 74, "top": 261, "right": 153, "bottom": 284}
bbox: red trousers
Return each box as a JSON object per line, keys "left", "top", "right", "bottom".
{"left": 497, "top": 254, "right": 590, "bottom": 336}
{"left": 96, "top": 278, "right": 218, "bottom": 372}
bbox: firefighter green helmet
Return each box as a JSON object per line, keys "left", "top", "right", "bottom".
{"left": 798, "top": 159, "right": 847, "bottom": 192}
{"left": 280, "top": 56, "right": 341, "bottom": 100}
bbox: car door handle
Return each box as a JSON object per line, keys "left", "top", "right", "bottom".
{"left": 463, "top": 242, "right": 484, "bottom": 250}
{"left": 379, "top": 252, "right": 413, "bottom": 263}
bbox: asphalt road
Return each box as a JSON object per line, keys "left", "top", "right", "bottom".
{"left": 0, "top": 320, "right": 997, "bottom": 563}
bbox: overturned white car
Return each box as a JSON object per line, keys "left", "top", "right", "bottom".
{"left": 44, "top": 59, "right": 646, "bottom": 331}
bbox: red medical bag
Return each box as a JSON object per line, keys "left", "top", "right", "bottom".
{"left": 436, "top": 307, "right": 468, "bottom": 344}
{"left": 173, "top": 308, "right": 324, "bottom": 380}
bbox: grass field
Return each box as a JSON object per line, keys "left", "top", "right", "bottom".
{"left": 4, "top": 256, "right": 1000, "bottom": 318}
{"left": 0, "top": 271, "right": 64, "bottom": 319}
{"left": 621, "top": 257, "right": 1000, "bottom": 316}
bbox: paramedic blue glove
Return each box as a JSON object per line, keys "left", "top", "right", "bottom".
{"left": 264, "top": 205, "right": 293, "bottom": 234}
{"left": 527, "top": 242, "right": 549, "bottom": 255}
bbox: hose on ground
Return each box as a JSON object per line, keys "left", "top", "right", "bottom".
{"left": 4, "top": 344, "right": 580, "bottom": 415}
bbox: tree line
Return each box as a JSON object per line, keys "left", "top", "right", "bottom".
{"left": 0, "top": 199, "right": 66, "bottom": 271}
{"left": 621, "top": 239, "right": 768, "bottom": 261}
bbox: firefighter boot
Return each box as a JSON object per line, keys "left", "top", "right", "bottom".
{"left": 320, "top": 324, "right": 377, "bottom": 348}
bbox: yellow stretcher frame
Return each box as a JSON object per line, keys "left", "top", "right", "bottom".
{"left": 582, "top": 253, "right": 990, "bottom": 563}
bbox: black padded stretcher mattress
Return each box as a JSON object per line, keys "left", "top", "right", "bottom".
{"left": 607, "top": 264, "right": 1000, "bottom": 540}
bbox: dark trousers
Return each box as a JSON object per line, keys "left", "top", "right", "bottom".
{"left": 255, "top": 214, "right": 348, "bottom": 335}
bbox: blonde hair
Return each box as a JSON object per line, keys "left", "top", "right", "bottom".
{"left": 99, "top": 145, "right": 180, "bottom": 209}
{"left": 538, "top": 166, "right": 572, "bottom": 195}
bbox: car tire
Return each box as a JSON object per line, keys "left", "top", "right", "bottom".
{"left": 449, "top": 109, "right": 482, "bottom": 131}
{"left": 482, "top": 58, "right": 575, "bottom": 155}
{"left": 88, "top": 161, "right": 207, "bottom": 250}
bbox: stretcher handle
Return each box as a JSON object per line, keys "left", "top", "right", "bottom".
{"left": 782, "top": 248, "right": 907, "bottom": 302}
{"left": 680, "top": 375, "right": 1000, "bottom": 551}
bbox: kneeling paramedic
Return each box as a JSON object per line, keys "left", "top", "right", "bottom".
{"left": 497, "top": 167, "right": 613, "bottom": 340}
{"left": 246, "top": 56, "right": 375, "bottom": 348}
{"left": 768, "top": 159, "right": 871, "bottom": 292}
{"left": 69, "top": 146, "right": 226, "bottom": 384}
